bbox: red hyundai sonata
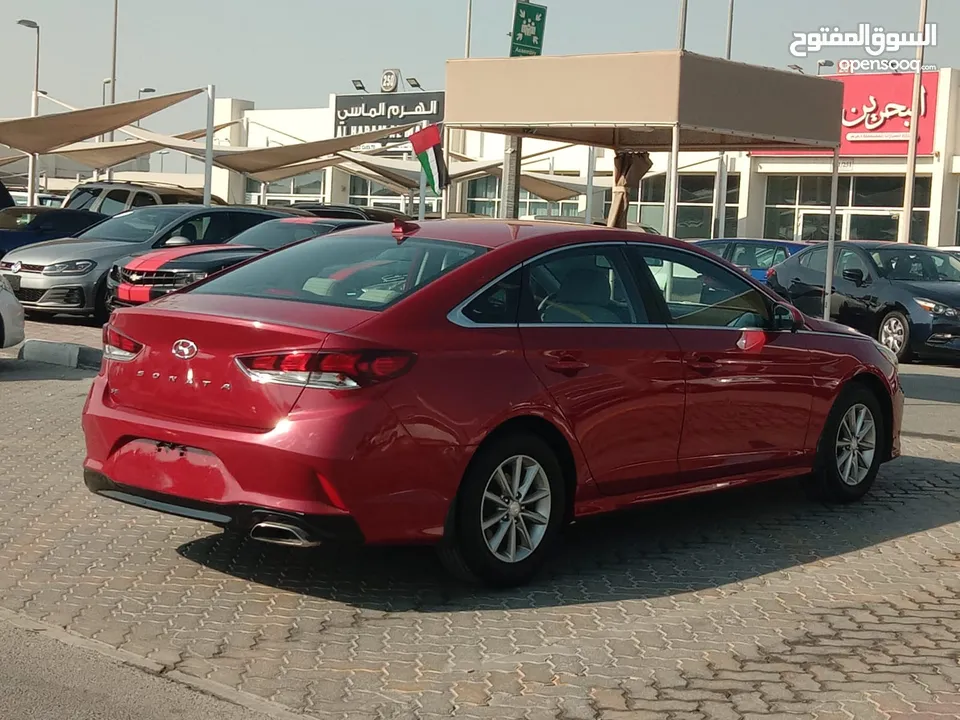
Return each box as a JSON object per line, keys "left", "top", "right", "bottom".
{"left": 82, "top": 219, "right": 903, "bottom": 586}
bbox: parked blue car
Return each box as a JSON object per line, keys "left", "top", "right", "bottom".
{"left": 691, "top": 237, "right": 810, "bottom": 281}
{"left": 0, "top": 206, "right": 107, "bottom": 259}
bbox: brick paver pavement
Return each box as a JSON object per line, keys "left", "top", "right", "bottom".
{"left": 2, "top": 354, "right": 960, "bottom": 719}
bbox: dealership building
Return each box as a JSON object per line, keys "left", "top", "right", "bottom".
{"left": 211, "top": 68, "right": 960, "bottom": 246}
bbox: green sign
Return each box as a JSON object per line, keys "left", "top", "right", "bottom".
{"left": 510, "top": 2, "right": 547, "bottom": 57}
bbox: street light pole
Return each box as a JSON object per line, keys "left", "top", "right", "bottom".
{"left": 677, "top": 0, "right": 688, "bottom": 49}
{"left": 107, "top": 0, "right": 118, "bottom": 180}
{"left": 898, "top": 0, "right": 929, "bottom": 244}
{"left": 136, "top": 87, "right": 155, "bottom": 126}
{"left": 17, "top": 19, "right": 40, "bottom": 206}
{"left": 464, "top": 0, "right": 473, "bottom": 58}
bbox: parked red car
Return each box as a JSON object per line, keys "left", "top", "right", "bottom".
{"left": 82, "top": 219, "right": 903, "bottom": 586}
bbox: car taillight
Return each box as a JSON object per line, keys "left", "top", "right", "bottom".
{"left": 236, "top": 350, "right": 416, "bottom": 390}
{"left": 102, "top": 325, "right": 143, "bottom": 361}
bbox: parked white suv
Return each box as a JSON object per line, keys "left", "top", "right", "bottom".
{"left": 62, "top": 182, "right": 225, "bottom": 216}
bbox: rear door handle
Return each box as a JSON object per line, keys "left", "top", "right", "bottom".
{"left": 544, "top": 359, "right": 590, "bottom": 375}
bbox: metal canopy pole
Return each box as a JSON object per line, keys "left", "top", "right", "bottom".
{"left": 897, "top": 0, "right": 929, "bottom": 244}
{"left": 713, "top": 0, "right": 734, "bottom": 237}
{"left": 584, "top": 146, "right": 596, "bottom": 223}
{"left": 823, "top": 148, "right": 840, "bottom": 320}
{"left": 203, "top": 84, "right": 215, "bottom": 206}
{"left": 666, "top": 124, "right": 681, "bottom": 236}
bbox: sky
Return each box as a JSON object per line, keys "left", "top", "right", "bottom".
{"left": 2, "top": 0, "right": 959, "bottom": 165}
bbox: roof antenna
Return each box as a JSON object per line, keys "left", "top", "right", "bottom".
{"left": 392, "top": 218, "right": 419, "bottom": 242}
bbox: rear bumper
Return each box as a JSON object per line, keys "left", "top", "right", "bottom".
{"left": 81, "top": 374, "right": 459, "bottom": 544}
{"left": 84, "top": 469, "right": 365, "bottom": 543}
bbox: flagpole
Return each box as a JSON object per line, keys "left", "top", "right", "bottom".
{"left": 418, "top": 169, "right": 427, "bottom": 221}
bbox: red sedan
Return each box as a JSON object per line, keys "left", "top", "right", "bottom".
{"left": 82, "top": 219, "right": 903, "bottom": 586}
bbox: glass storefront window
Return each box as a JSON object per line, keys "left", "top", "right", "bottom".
{"left": 799, "top": 176, "right": 851, "bottom": 206}
{"left": 724, "top": 207, "right": 738, "bottom": 237}
{"left": 349, "top": 176, "right": 369, "bottom": 196}
{"left": 678, "top": 175, "right": 714, "bottom": 203}
{"left": 675, "top": 206, "right": 713, "bottom": 238}
{"left": 853, "top": 176, "right": 931, "bottom": 208}
{"left": 468, "top": 176, "right": 499, "bottom": 199}
{"left": 292, "top": 171, "right": 324, "bottom": 195}
{"left": 763, "top": 207, "right": 796, "bottom": 240}
{"left": 765, "top": 176, "right": 798, "bottom": 205}
{"left": 725, "top": 174, "right": 740, "bottom": 205}
{"left": 639, "top": 177, "right": 662, "bottom": 203}
{"left": 467, "top": 199, "right": 497, "bottom": 216}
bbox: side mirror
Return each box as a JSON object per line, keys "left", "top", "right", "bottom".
{"left": 842, "top": 268, "right": 866, "bottom": 286}
{"left": 771, "top": 303, "right": 803, "bottom": 332}
{"left": 164, "top": 236, "right": 192, "bottom": 247}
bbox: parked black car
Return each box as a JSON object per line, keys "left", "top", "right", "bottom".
{"left": 107, "top": 217, "right": 375, "bottom": 308}
{"left": 768, "top": 240, "right": 960, "bottom": 361}
{"left": 0, "top": 207, "right": 107, "bottom": 259}
{"left": 290, "top": 203, "right": 411, "bottom": 222}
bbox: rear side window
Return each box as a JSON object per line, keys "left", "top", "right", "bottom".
{"left": 799, "top": 247, "right": 828, "bottom": 273}
{"left": 731, "top": 243, "right": 788, "bottom": 269}
{"left": 64, "top": 188, "right": 100, "bottom": 210}
{"left": 462, "top": 270, "right": 521, "bottom": 324}
{"left": 159, "top": 193, "right": 197, "bottom": 204}
{"left": 697, "top": 241, "right": 730, "bottom": 259}
{"left": 131, "top": 192, "right": 157, "bottom": 207}
{"left": 192, "top": 234, "right": 483, "bottom": 309}
{"left": 99, "top": 189, "right": 130, "bottom": 215}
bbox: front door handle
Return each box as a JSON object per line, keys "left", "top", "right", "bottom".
{"left": 544, "top": 359, "right": 589, "bottom": 376}
{"left": 687, "top": 356, "right": 718, "bottom": 373}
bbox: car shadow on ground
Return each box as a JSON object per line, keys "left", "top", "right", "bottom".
{"left": 177, "top": 453, "right": 960, "bottom": 611}
{"left": 0, "top": 358, "right": 96, "bottom": 382}
{"left": 27, "top": 313, "right": 101, "bottom": 328}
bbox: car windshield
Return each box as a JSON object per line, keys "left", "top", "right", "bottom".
{"left": 76, "top": 207, "right": 189, "bottom": 242}
{"left": 192, "top": 234, "right": 483, "bottom": 310}
{"left": 870, "top": 247, "right": 960, "bottom": 282}
{"left": 226, "top": 220, "right": 335, "bottom": 250}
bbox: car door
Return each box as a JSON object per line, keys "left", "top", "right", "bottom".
{"left": 833, "top": 247, "right": 880, "bottom": 333}
{"left": 518, "top": 243, "right": 686, "bottom": 496}
{"left": 624, "top": 244, "right": 815, "bottom": 481}
{"left": 781, "top": 245, "right": 829, "bottom": 317}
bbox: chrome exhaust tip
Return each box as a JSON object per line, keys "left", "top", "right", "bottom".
{"left": 249, "top": 521, "right": 321, "bottom": 548}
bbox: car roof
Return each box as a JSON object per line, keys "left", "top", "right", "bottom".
{"left": 273, "top": 217, "right": 375, "bottom": 226}
{"left": 702, "top": 237, "right": 809, "bottom": 246}
{"left": 328, "top": 217, "right": 677, "bottom": 250}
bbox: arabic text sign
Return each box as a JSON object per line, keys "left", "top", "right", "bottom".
{"left": 511, "top": 1, "right": 547, "bottom": 57}
{"left": 333, "top": 91, "right": 445, "bottom": 150}
{"left": 753, "top": 71, "right": 939, "bottom": 157}
{"left": 790, "top": 23, "right": 937, "bottom": 58}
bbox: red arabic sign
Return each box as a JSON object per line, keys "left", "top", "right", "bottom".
{"left": 754, "top": 71, "right": 938, "bottom": 157}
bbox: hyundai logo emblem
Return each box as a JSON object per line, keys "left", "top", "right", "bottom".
{"left": 171, "top": 339, "right": 198, "bottom": 360}
{"left": 10, "top": 261, "right": 21, "bottom": 274}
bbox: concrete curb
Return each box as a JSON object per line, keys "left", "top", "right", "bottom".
{"left": 0, "top": 606, "right": 322, "bottom": 720}
{"left": 17, "top": 339, "right": 102, "bottom": 369}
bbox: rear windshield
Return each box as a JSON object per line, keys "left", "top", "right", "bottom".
{"left": 226, "top": 220, "right": 336, "bottom": 250}
{"left": 192, "top": 234, "right": 483, "bottom": 309}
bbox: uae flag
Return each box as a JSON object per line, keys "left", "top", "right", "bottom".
{"left": 409, "top": 123, "right": 449, "bottom": 195}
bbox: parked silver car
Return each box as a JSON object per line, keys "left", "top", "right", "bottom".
{"left": 0, "top": 205, "right": 298, "bottom": 321}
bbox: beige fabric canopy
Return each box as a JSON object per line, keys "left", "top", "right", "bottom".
{"left": 0, "top": 89, "right": 203, "bottom": 154}
{"left": 51, "top": 121, "right": 238, "bottom": 169}
{"left": 120, "top": 124, "right": 417, "bottom": 175}
{"left": 444, "top": 50, "right": 843, "bottom": 151}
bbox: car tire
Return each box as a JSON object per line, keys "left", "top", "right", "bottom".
{"left": 93, "top": 280, "right": 110, "bottom": 325}
{"left": 878, "top": 310, "right": 911, "bottom": 362}
{"left": 802, "top": 383, "right": 885, "bottom": 503}
{"left": 438, "top": 434, "right": 566, "bottom": 587}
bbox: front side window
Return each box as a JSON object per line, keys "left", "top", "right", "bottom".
{"left": 837, "top": 249, "right": 871, "bottom": 277}
{"left": 630, "top": 246, "right": 770, "bottom": 328}
{"left": 192, "top": 234, "right": 483, "bottom": 310}
{"left": 520, "top": 247, "right": 642, "bottom": 324}
{"left": 462, "top": 270, "right": 521, "bottom": 324}
{"left": 696, "top": 241, "right": 731, "bottom": 259}
{"left": 163, "top": 213, "right": 234, "bottom": 245}
{"left": 871, "top": 248, "right": 960, "bottom": 282}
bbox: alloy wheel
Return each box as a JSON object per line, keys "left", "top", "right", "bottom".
{"left": 880, "top": 316, "right": 905, "bottom": 354}
{"left": 480, "top": 454, "right": 552, "bottom": 563}
{"left": 835, "top": 403, "right": 877, "bottom": 487}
